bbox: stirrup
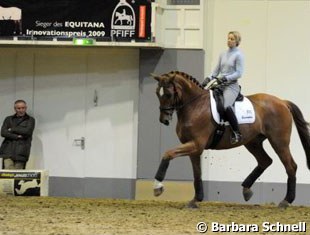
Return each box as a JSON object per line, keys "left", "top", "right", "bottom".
{"left": 231, "top": 132, "right": 242, "bottom": 144}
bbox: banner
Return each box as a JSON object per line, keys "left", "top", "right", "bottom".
{"left": 0, "top": 170, "right": 49, "bottom": 196}
{"left": 0, "top": 0, "right": 153, "bottom": 42}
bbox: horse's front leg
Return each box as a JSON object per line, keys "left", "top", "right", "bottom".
{"left": 153, "top": 141, "right": 202, "bottom": 199}
{"left": 154, "top": 158, "right": 170, "bottom": 196}
{"left": 163, "top": 141, "right": 199, "bottom": 160}
{"left": 187, "top": 155, "right": 203, "bottom": 209}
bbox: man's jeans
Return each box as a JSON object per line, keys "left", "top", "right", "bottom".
{"left": 3, "top": 158, "right": 25, "bottom": 169}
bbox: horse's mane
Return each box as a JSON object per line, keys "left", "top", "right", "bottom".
{"left": 166, "top": 71, "right": 204, "bottom": 90}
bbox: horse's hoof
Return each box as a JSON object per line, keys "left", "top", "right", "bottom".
{"left": 243, "top": 188, "right": 253, "bottom": 201}
{"left": 278, "top": 200, "right": 290, "bottom": 209}
{"left": 186, "top": 200, "right": 199, "bottom": 209}
{"left": 153, "top": 187, "right": 164, "bottom": 197}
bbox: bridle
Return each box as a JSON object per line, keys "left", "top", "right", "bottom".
{"left": 158, "top": 83, "right": 204, "bottom": 113}
{"left": 158, "top": 83, "right": 179, "bottom": 113}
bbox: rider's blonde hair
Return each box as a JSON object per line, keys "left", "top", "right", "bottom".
{"left": 228, "top": 31, "right": 241, "bottom": 47}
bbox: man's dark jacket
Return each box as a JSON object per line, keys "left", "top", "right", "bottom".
{"left": 0, "top": 114, "right": 35, "bottom": 162}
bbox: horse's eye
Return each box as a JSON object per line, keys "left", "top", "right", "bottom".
{"left": 165, "top": 93, "right": 172, "bottom": 99}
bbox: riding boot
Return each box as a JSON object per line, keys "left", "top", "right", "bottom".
{"left": 225, "top": 106, "right": 242, "bottom": 144}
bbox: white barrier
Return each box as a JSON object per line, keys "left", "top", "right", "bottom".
{"left": 0, "top": 170, "right": 48, "bottom": 196}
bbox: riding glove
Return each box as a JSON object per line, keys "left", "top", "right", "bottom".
{"left": 217, "top": 76, "right": 227, "bottom": 84}
{"left": 202, "top": 77, "right": 212, "bottom": 87}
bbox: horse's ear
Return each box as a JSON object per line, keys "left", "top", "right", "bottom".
{"left": 150, "top": 73, "right": 160, "bottom": 82}
{"left": 168, "top": 72, "right": 176, "bottom": 81}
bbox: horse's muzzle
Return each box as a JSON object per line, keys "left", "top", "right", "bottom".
{"left": 160, "top": 113, "right": 172, "bottom": 126}
{"left": 159, "top": 110, "right": 173, "bottom": 126}
{"left": 161, "top": 119, "right": 170, "bottom": 126}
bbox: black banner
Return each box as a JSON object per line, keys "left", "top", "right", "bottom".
{"left": 0, "top": 171, "right": 41, "bottom": 196}
{"left": 0, "top": 0, "right": 153, "bottom": 42}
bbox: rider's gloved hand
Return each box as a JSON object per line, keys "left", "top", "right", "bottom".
{"left": 201, "top": 77, "right": 212, "bottom": 87}
{"left": 217, "top": 76, "right": 227, "bottom": 84}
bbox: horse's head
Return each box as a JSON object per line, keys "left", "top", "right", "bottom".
{"left": 152, "top": 71, "right": 204, "bottom": 126}
{"left": 151, "top": 72, "right": 179, "bottom": 126}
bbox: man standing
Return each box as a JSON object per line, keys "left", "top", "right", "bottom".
{"left": 0, "top": 100, "right": 35, "bottom": 169}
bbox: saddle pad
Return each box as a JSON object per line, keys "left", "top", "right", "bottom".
{"left": 210, "top": 90, "right": 255, "bottom": 125}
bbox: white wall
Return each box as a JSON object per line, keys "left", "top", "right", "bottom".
{"left": 0, "top": 47, "right": 139, "bottom": 180}
{"left": 203, "top": 0, "right": 310, "bottom": 184}
{"left": 155, "top": 0, "right": 204, "bottom": 48}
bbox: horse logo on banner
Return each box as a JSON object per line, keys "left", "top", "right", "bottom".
{"left": 15, "top": 179, "right": 41, "bottom": 196}
{"left": 115, "top": 10, "right": 134, "bottom": 26}
{"left": 111, "top": 0, "right": 136, "bottom": 38}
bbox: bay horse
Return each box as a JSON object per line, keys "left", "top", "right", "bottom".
{"left": 151, "top": 71, "right": 310, "bottom": 208}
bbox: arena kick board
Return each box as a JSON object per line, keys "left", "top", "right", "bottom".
{"left": 0, "top": 169, "right": 48, "bottom": 196}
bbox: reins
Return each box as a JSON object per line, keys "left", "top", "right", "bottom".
{"left": 175, "top": 93, "right": 204, "bottom": 111}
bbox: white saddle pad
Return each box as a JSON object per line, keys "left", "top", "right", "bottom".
{"left": 210, "top": 90, "right": 255, "bottom": 125}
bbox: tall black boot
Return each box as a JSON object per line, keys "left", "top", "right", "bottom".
{"left": 225, "top": 106, "right": 242, "bottom": 144}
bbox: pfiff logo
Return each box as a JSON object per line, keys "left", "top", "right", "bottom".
{"left": 111, "top": 0, "right": 136, "bottom": 38}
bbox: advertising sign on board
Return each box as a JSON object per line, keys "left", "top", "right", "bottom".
{"left": 0, "top": 0, "right": 152, "bottom": 42}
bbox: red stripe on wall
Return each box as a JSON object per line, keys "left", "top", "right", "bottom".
{"left": 139, "top": 6, "right": 146, "bottom": 38}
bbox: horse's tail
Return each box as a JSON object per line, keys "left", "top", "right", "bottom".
{"left": 286, "top": 100, "right": 310, "bottom": 169}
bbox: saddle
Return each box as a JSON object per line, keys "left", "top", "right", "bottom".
{"left": 212, "top": 85, "right": 244, "bottom": 122}
{"left": 208, "top": 86, "right": 255, "bottom": 148}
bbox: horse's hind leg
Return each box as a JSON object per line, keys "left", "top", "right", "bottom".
{"left": 269, "top": 142, "right": 297, "bottom": 208}
{"left": 264, "top": 103, "right": 298, "bottom": 208}
{"left": 242, "top": 138, "right": 273, "bottom": 201}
